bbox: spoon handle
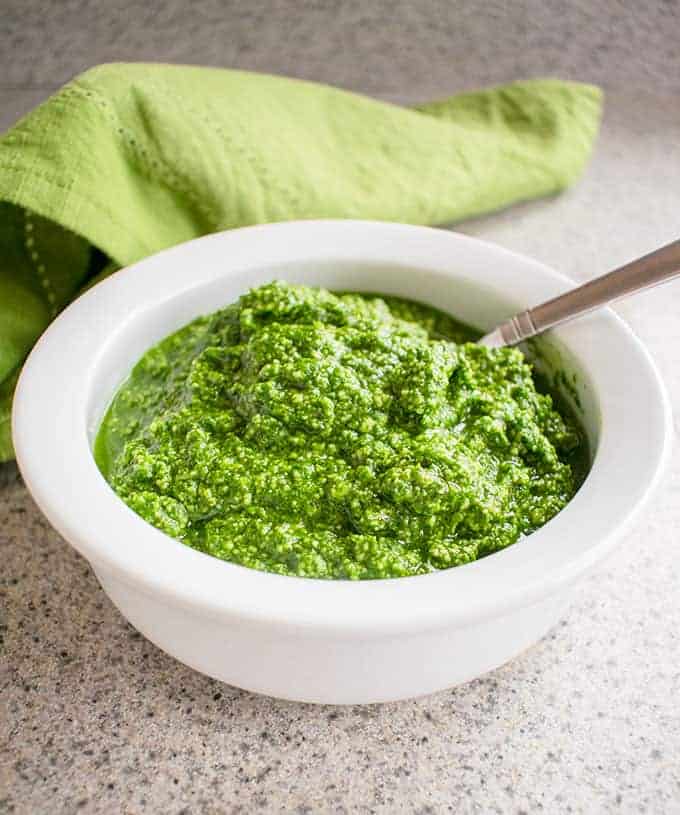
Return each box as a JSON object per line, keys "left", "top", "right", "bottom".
{"left": 480, "top": 238, "right": 680, "bottom": 348}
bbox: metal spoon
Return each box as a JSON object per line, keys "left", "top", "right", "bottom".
{"left": 479, "top": 239, "right": 680, "bottom": 348}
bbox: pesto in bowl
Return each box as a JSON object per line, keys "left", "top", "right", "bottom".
{"left": 95, "top": 281, "right": 587, "bottom": 579}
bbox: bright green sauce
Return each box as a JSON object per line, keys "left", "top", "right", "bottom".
{"left": 95, "top": 281, "right": 587, "bottom": 580}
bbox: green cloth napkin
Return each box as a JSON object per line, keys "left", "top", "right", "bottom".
{"left": 0, "top": 63, "right": 602, "bottom": 461}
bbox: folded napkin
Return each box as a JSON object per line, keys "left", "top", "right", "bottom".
{"left": 0, "top": 63, "right": 602, "bottom": 460}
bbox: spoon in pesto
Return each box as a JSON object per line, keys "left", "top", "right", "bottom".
{"left": 479, "top": 238, "right": 680, "bottom": 348}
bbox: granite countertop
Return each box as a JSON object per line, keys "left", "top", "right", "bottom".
{"left": 2, "top": 3, "right": 680, "bottom": 813}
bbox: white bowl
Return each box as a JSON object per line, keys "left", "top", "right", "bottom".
{"left": 13, "top": 221, "right": 672, "bottom": 704}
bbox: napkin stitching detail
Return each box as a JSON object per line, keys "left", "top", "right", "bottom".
{"left": 68, "top": 82, "right": 218, "bottom": 228}
{"left": 145, "top": 80, "right": 303, "bottom": 222}
{"left": 23, "top": 209, "right": 58, "bottom": 317}
{"left": 0, "top": 163, "right": 155, "bottom": 259}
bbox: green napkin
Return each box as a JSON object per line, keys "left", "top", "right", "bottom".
{"left": 0, "top": 63, "right": 602, "bottom": 461}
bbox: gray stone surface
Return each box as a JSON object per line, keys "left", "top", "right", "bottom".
{"left": 2, "top": 4, "right": 680, "bottom": 813}
{"left": 2, "top": 0, "right": 680, "bottom": 97}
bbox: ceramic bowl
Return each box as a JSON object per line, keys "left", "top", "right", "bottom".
{"left": 12, "top": 221, "right": 672, "bottom": 704}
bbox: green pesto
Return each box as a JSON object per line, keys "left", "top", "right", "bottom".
{"left": 95, "top": 281, "right": 587, "bottom": 580}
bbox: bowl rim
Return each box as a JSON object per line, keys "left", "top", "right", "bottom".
{"left": 12, "top": 220, "right": 673, "bottom": 635}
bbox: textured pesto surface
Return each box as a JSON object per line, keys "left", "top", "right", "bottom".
{"left": 96, "top": 282, "right": 586, "bottom": 579}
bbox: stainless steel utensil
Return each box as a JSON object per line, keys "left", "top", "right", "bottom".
{"left": 479, "top": 239, "right": 680, "bottom": 348}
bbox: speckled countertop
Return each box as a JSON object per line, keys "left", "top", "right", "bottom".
{"left": 2, "top": 3, "right": 680, "bottom": 813}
